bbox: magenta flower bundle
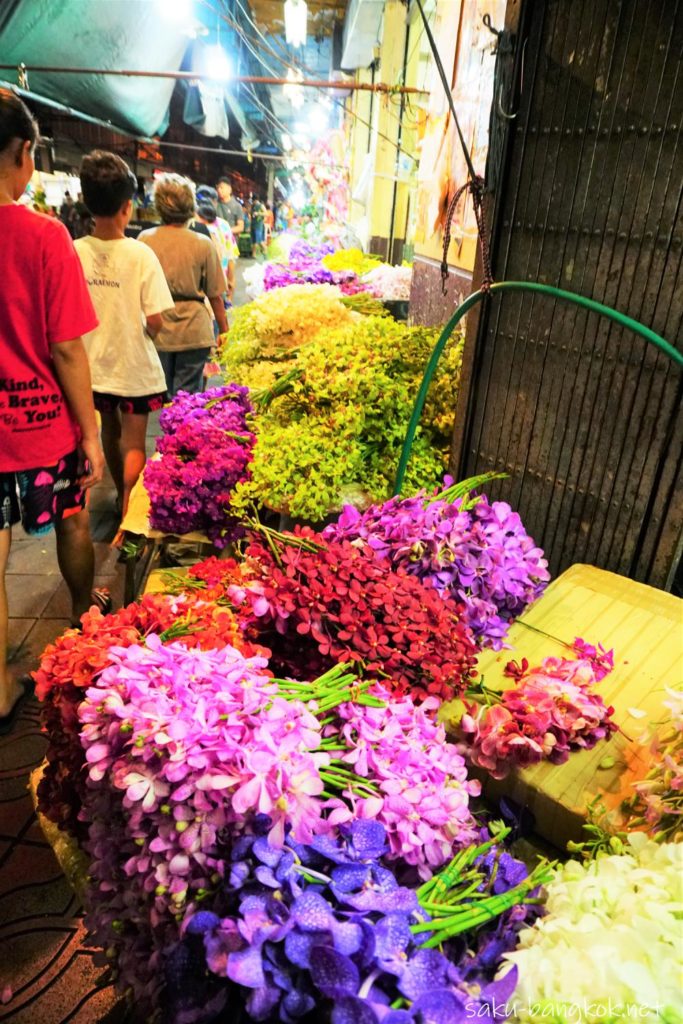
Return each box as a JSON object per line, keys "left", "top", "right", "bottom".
{"left": 263, "top": 261, "right": 334, "bottom": 289}
{"left": 78, "top": 637, "right": 333, "bottom": 1004}
{"left": 326, "top": 489, "right": 550, "bottom": 649}
{"left": 287, "top": 239, "right": 336, "bottom": 267}
{"left": 77, "top": 637, "right": 490, "bottom": 1006}
{"left": 455, "top": 640, "right": 618, "bottom": 779}
{"left": 322, "top": 689, "right": 481, "bottom": 878}
{"left": 144, "top": 385, "right": 255, "bottom": 546}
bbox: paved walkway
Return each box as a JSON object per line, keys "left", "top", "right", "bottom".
{"left": 0, "top": 467, "right": 126, "bottom": 1023}
{"left": 0, "top": 262, "right": 254, "bottom": 1022}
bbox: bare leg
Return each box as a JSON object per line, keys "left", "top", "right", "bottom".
{"left": 54, "top": 508, "right": 95, "bottom": 627}
{"left": 0, "top": 528, "right": 23, "bottom": 716}
{"left": 120, "top": 411, "right": 148, "bottom": 518}
{"left": 100, "top": 409, "right": 124, "bottom": 503}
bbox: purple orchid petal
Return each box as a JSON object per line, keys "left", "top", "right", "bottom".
{"left": 227, "top": 944, "right": 266, "bottom": 989}
{"left": 479, "top": 965, "right": 518, "bottom": 1007}
{"left": 331, "top": 863, "right": 371, "bottom": 893}
{"left": 332, "top": 995, "right": 381, "bottom": 1024}
{"left": 309, "top": 945, "right": 360, "bottom": 997}
{"left": 332, "top": 920, "right": 364, "bottom": 956}
{"left": 282, "top": 989, "right": 316, "bottom": 1019}
{"left": 342, "top": 887, "right": 419, "bottom": 914}
{"left": 185, "top": 911, "right": 220, "bottom": 936}
{"left": 398, "top": 949, "right": 449, "bottom": 999}
{"left": 374, "top": 913, "right": 412, "bottom": 972}
{"left": 284, "top": 929, "right": 327, "bottom": 969}
{"left": 345, "top": 819, "right": 388, "bottom": 860}
{"left": 253, "top": 836, "right": 284, "bottom": 868}
{"left": 245, "top": 983, "right": 280, "bottom": 1020}
{"left": 409, "top": 990, "right": 467, "bottom": 1024}
{"left": 291, "top": 891, "right": 336, "bottom": 932}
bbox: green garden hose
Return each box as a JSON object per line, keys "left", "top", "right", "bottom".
{"left": 394, "top": 280, "right": 683, "bottom": 495}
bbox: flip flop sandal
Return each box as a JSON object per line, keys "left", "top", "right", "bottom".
{"left": 91, "top": 587, "right": 113, "bottom": 615}
{"left": 0, "top": 675, "right": 35, "bottom": 736}
{"left": 70, "top": 588, "right": 113, "bottom": 630}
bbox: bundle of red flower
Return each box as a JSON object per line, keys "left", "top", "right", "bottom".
{"left": 222, "top": 527, "right": 478, "bottom": 702}
{"left": 34, "top": 592, "right": 265, "bottom": 839}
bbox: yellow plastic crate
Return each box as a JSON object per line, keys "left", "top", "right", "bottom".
{"left": 443, "top": 563, "right": 682, "bottom": 851}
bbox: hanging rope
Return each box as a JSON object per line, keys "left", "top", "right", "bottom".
{"left": 441, "top": 176, "right": 492, "bottom": 294}
{"left": 412, "top": 0, "right": 493, "bottom": 294}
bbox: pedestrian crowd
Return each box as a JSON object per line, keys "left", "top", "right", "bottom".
{"left": 0, "top": 89, "right": 269, "bottom": 732}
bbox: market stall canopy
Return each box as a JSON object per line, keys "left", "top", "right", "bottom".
{"left": 0, "top": 0, "right": 189, "bottom": 136}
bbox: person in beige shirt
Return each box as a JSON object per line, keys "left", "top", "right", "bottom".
{"left": 139, "top": 175, "right": 228, "bottom": 396}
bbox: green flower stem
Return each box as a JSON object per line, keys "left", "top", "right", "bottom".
{"left": 430, "top": 472, "right": 506, "bottom": 507}
{"left": 319, "top": 771, "right": 379, "bottom": 797}
{"left": 412, "top": 869, "right": 552, "bottom": 947}
{"left": 320, "top": 766, "right": 377, "bottom": 788}
{"left": 417, "top": 831, "right": 509, "bottom": 904}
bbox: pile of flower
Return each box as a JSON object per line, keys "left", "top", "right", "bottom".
{"left": 322, "top": 688, "right": 481, "bottom": 870}
{"left": 322, "top": 246, "right": 383, "bottom": 276}
{"left": 144, "top": 385, "right": 255, "bottom": 545}
{"left": 449, "top": 639, "right": 618, "bottom": 778}
{"left": 234, "top": 525, "right": 478, "bottom": 702}
{"left": 621, "top": 688, "right": 683, "bottom": 841}
{"left": 74, "top": 639, "right": 502, "bottom": 1012}
{"left": 362, "top": 262, "right": 413, "bottom": 302}
{"left": 225, "top": 284, "right": 356, "bottom": 374}
{"left": 34, "top": 591, "right": 262, "bottom": 839}
{"left": 503, "top": 833, "right": 683, "bottom": 1022}
{"left": 167, "top": 821, "right": 547, "bottom": 1024}
{"left": 226, "top": 315, "right": 463, "bottom": 521}
{"left": 326, "top": 481, "right": 550, "bottom": 648}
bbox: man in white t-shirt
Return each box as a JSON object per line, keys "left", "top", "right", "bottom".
{"left": 75, "top": 151, "right": 173, "bottom": 537}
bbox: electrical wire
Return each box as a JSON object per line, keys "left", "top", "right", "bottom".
{"left": 203, "top": 0, "right": 417, "bottom": 157}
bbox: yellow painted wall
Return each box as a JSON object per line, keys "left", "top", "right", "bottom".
{"left": 413, "top": 0, "right": 505, "bottom": 272}
{"left": 343, "top": 0, "right": 502, "bottom": 264}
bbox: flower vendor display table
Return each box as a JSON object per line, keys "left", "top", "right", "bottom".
{"left": 28, "top": 764, "right": 88, "bottom": 898}
{"left": 443, "top": 563, "right": 682, "bottom": 850}
{"left": 118, "top": 470, "right": 212, "bottom": 604}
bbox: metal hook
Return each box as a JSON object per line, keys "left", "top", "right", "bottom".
{"left": 498, "top": 83, "right": 517, "bottom": 120}
{"left": 482, "top": 13, "right": 502, "bottom": 43}
{"left": 498, "top": 37, "right": 526, "bottom": 120}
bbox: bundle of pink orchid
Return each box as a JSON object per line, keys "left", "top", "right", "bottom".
{"left": 451, "top": 638, "right": 618, "bottom": 779}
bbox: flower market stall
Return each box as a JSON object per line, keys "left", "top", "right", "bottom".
{"left": 30, "top": 423, "right": 682, "bottom": 1023}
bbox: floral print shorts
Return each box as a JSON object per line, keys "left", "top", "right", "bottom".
{"left": 0, "top": 448, "right": 86, "bottom": 535}
{"left": 93, "top": 391, "right": 167, "bottom": 415}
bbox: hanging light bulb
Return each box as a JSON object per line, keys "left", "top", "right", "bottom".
{"left": 283, "top": 68, "right": 305, "bottom": 109}
{"left": 284, "top": 0, "right": 308, "bottom": 47}
{"left": 195, "top": 43, "right": 232, "bottom": 80}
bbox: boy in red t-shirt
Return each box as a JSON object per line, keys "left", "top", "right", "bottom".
{"left": 0, "top": 90, "right": 106, "bottom": 732}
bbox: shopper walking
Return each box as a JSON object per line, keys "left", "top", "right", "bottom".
{"left": 75, "top": 151, "right": 174, "bottom": 537}
{"left": 215, "top": 177, "right": 244, "bottom": 238}
{"left": 0, "top": 90, "right": 105, "bottom": 731}
{"left": 251, "top": 196, "right": 266, "bottom": 259}
{"left": 139, "top": 175, "right": 228, "bottom": 396}
{"left": 195, "top": 185, "right": 237, "bottom": 303}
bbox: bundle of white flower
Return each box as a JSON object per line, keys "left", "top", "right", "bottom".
{"left": 503, "top": 834, "right": 683, "bottom": 1023}
{"left": 243, "top": 262, "right": 266, "bottom": 300}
